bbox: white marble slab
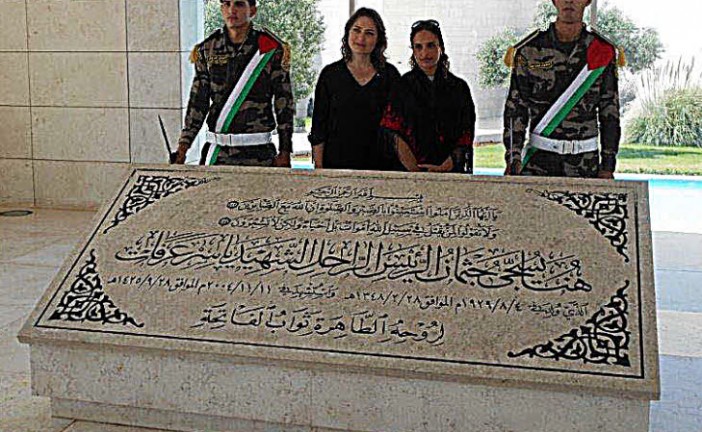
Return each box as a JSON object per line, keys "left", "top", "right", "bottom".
{"left": 18, "top": 166, "right": 661, "bottom": 430}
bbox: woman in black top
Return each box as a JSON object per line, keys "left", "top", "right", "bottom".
{"left": 308, "top": 8, "right": 400, "bottom": 170}
{"left": 381, "top": 20, "right": 476, "bottom": 173}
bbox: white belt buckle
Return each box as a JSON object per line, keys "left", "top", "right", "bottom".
{"left": 563, "top": 140, "right": 575, "bottom": 154}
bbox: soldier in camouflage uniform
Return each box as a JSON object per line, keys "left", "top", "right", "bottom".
{"left": 175, "top": 0, "right": 294, "bottom": 167}
{"left": 503, "top": 0, "right": 623, "bottom": 179}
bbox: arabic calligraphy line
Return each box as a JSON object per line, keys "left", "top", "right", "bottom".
{"left": 226, "top": 196, "right": 501, "bottom": 223}
{"left": 191, "top": 303, "right": 445, "bottom": 346}
{"left": 218, "top": 215, "right": 499, "bottom": 241}
{"left": 306, "top": 185, "right": 425, "bottom": 202}
{"left": 116, "top": 231, "right": 593, "bottom": 293}
{"left": 343, "top": 289, "right": 589, "bottom": 322}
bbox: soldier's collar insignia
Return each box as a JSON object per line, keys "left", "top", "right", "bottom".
{"left": 527, "top": 60, "right": 553, "bottom": 70}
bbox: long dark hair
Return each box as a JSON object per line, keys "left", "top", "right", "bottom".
{"left": 341, "top": 8, "right": 388, "bottom": 70}
{"left": 409, "top": 20, "right": 450, "bottom": 74}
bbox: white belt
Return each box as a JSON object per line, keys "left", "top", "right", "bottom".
{"left": 528, "top": 134, "right": 599, "bottom": 155}
{"left": 206, "top": 131, "right": 272, "bottom": 147}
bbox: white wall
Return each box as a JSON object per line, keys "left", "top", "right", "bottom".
{"left": 0, "top": 0, "right": 202, "bottom": 208}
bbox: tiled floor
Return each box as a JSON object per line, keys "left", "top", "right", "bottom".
{"left": 0, "top": 207, "right": 701, "bottom": 432}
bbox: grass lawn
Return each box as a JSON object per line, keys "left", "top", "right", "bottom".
{"left": 475, "top": 143, "right": 702, "bottom": 176}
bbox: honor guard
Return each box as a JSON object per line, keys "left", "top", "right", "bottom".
{"left": 503, "top": 0, "right": 625, "bottom": 178}
{"left": 176, "top": 0, "right": 294, "bottom": 167}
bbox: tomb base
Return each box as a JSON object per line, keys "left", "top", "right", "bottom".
{"left": 32, "top": 342, "right": 650, "bottom": 432}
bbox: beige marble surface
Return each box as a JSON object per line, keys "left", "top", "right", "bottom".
{"left": 129, "top": 109, "right": 183, "bottom": 164}
{"left": 0, "top": 0, "right": 202, "bottom": 209}
{"left": 19, "top": 167, "right": 660, "bottom": 399}
{"left": 33, "top": 160, "right": 130, "bottom": 209}
{"left": 126, "top": 0, "right": 180, "bottom": 52}
{"left": 0, "top": 52, "right": 30, "bottom": 105}
{"left": 64, "top": 422, "right": 169, "bottom": 432}
{"left": 29, "top": 53, "right": 128, "bottom": 107}
{"left": 32, "top": 108, "right": 130, "bottom": 162}
{"left": 0, "top": 159, "right": 34, "bottom": 205}
{"left": 0, "top": 107, "right": 31, "bottom": 159}
{"left": 128, "top": 53, "right": 182, "bottom": 108}
{"left": 26, "top": 0, "right": 126, "bottom": 52}
{"left": 1, "top": 206, "right": 701, "bottom": 431}
{"left": 0, "top": 0, "right": 27, "bottom": 52}
{"left": 0, "top": 208, "right": 91, "bottom": 432}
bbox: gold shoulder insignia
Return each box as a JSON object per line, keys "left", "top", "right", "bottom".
{"left": 189, "top": 45, "right": 199, "bottom": 64}
{"left": 504, "top": 29, "right": 540, "bottom": 68}
{"left": 282, "top": 43, "right": 292, "bottom": 72}
{"left": 590, "top": 28, "right": 626, "bottom": 67}
{"left": 617, "top": 47, "right": 627, "bottom": 68}
{"left": 504, "top": 46, "right": 516, "bottom": 68}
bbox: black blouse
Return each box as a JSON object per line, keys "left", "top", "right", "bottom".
{"left": 381, "top": 67, "right": 476, "bottom": 172}
{"left": 309, "top": 60, "right": 401, "bottom": 170}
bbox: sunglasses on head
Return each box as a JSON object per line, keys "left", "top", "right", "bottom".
{"left": 411, "top": 19, "right": 440, "bottom": 29}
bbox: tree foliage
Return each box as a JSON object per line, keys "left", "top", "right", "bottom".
{"left": 476, "top": 28, "right": 520, "bottom": 89}
{"left": 477, "top": 0, "right": 664, "bottom": 89}
{"left": 203, "top": 0, "right": 325, "bottom": 101}
{"left": 538, "top": 1, "right": 665, "bottom": 73}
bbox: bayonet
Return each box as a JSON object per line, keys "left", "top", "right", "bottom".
{"left": 158, "top": 115, "right": 177, "bottom": 163}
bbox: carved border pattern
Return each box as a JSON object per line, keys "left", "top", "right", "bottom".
{"left": 508, "top": 281, "right": 631, "bottom": 367}
{"left": 531, "top": 190, "right": 630, "bottom": 262}
{"left": 49, "top": 250, "right": 143, "bottom": 328}
{"left": 104, "top": 175, "right": 214, "bottom": 234}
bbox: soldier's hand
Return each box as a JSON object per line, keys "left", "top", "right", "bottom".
{"left": 504, "top": 160, "right": 522, "bottom": 176}
{"left": 597, "top": 170, "right": 615, "bottom": 179}
{"left": 173, "top": 144, "right": 189, "bottom": 165}
{"left": 273, "top": 151, "right": 291, "bottom": 168}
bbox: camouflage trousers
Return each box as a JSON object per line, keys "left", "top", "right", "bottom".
{"left": 521, "top": 150, "right": 599, "bottom": 178}
{"left": 202, "top": 143, "right": 277, "bottom": 166}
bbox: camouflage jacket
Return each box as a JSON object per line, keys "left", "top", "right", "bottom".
{"left": 503, "top": 24, "right": 621, "bottom": 172}
{"left": 178, "top": 26, "right": 294, "bottom": 153}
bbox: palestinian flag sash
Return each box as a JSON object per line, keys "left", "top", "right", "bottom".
{"left": 522, "top": 38, "right": 615, "bottom": 167}
{"left": 201, "top": 33, "right": 279, "bottom": 166}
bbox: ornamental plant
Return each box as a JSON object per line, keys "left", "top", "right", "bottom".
{"left": 625, "top": 58, "right": 702, "bottom": 147}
